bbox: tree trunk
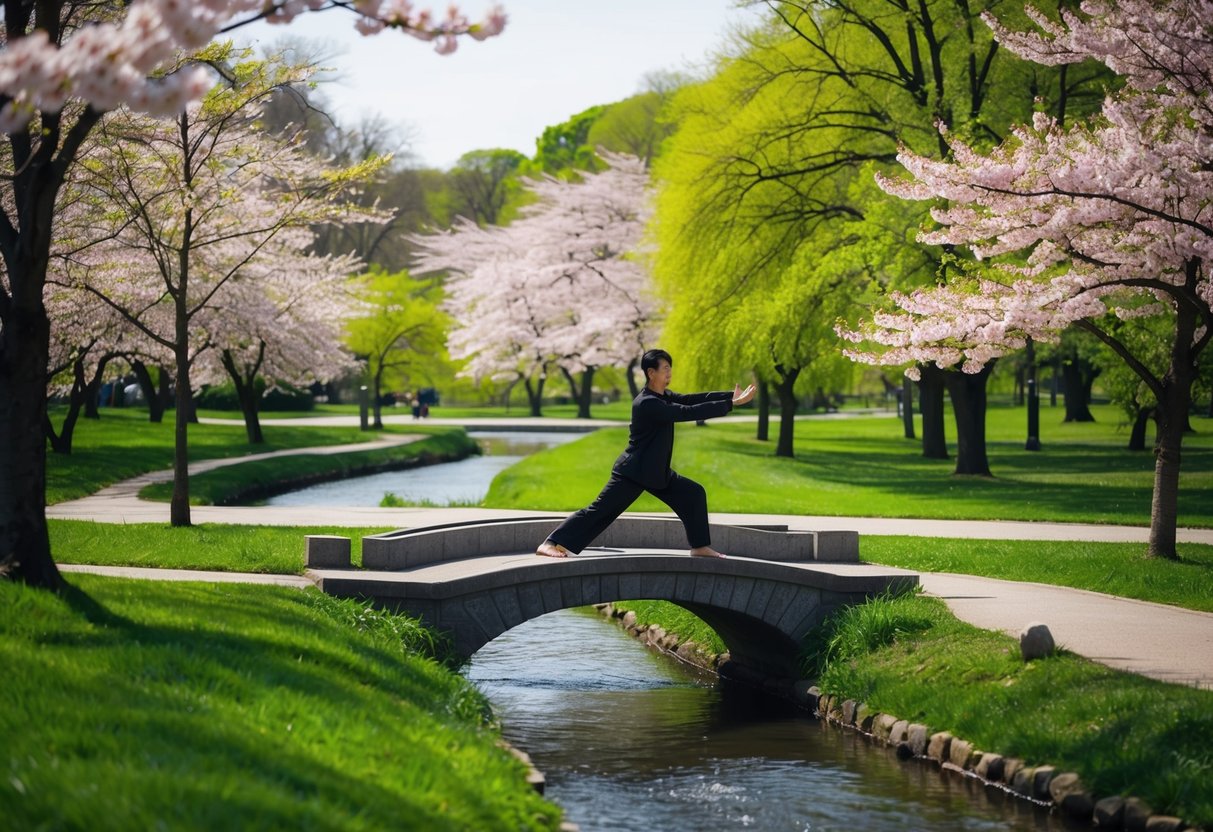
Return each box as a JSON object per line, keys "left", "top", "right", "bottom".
{"left": 774, "top": 366, "right": 800, "bottom": 458}
{"left": 625, "top": 357, "right": 640, "bottom": 400}
{"left": 523, "top": 372, "right": 545, "bottom": 417}
{"left": 170, "top": 341, "right": 193, "bottom": 527}
{"left": 1128, "top": 406, "right": 1153, "bottom": 452}
{"left": 153, "top": 366, "right": 172, "bottom": 422}
{"left": 131, "top": 359, "right": 167, "bottom": 424}
{"left": 1050, "top": 353, "right": 1060, "bottom": 407}
{"left": 756, "top": 379, "right": 770, "bottom": 442}
{"left": 1025, "top": 338, "right": 1041, "bottom": 451}
{"left": 559, "top": 366, "right": 596, "bottom": 419}
{"left": 220, "top": 346, "right": 266, "bottom": 445}
{"left": 576, "top": 367, "right": 595, "bottom": 419}
{"left": 0, "top": 272, "right": 61, "bottom": 588}
{"left": 1063, "top": 359, "right": 1097, "bottom": 422}
{"left": 917, "top": 364, "right": 949, "bottom": 460}
{"left": 84, "top": 379, "right": 102, "bottom": 419}
{"left": 372, "top": 364, "right": 385, "bottom": 429}
{"left": 46, "top": 353, "right": 113, "bottom": 455}
{"left": 944, "top": 362, "right": 994, "bottom": 477}
{"left": 901, "top": 375, "right": 915, "bottom": 440}
{"left": 1146, "top": 300, "right": 1201, "bottom": 560}
{"left": 1013, "top": 363, "right": 1025, "bottom": 406}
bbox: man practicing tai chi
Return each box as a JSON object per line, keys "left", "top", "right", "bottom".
{"left": 536, "top": 349, "right": 756, "bottom": 560}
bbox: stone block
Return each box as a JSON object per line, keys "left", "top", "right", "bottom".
{"left": 1124, "top": 798, "right": 1153, "bottom": 832}
{"left": 975, "top": 753, "right": 1004, "bottom": 782}
{"left": 926, "top": 732, "right": 953, "bottom": 762}
{"left": 817, "top": 694, "right": 833, "bottom": 717}
{"left": 1001, "top": 758, "right": 1024, "bottom": 786}
{"left": 305, "top": 535, "right": 351, "bottom": 568}
{"left": 906, "top": 724, "right": 929, "bottom": 757}
{"left": 889, "top": 720, "right": 910, "bottom": 745}
{"left": 841, "top": 699, "right": 858, "bottom": 726}
{"left": 517, "top": 584, "right": 547, "bottom": 622}
{"left": 1011, "top": 766, "right": 1036, "bottom": 797}
{"left": 1031, "top": 765, "right": 1057, "bottom": 801}
{"left": 949, "top": 738, "right": 976, "bottom": 770}
{"left": 1049, "top": 772, "right": 1095, "bottom": 820}
{"left": 1020, "top": 622, "right": 1056, "bottom": 660}
{"left": 873, "top": 713, "right": 899, "bottom": 741}
{"left": 1094, "top": 796, "right": 1125, "bottom": 829}
{"left": 814, "top": 530, "right": 859, "bottom": 562}
{"left": 709, "top": 575, "right": 735, "bottom": 609}
{"left": 855, "top": 704, "right": 876, "bottom": 733}
{"left": 491, "top": 587, "right": 524, "bottom": 631}
{"left": 728, "top": 577, "right": 756, "bottom": 613}
{"left": 1143, "top": 817, "right": 1187, "bottom": 832}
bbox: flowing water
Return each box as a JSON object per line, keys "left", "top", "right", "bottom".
{"left": 466, "top": 609, "right": 1084, "bottom": 832}
{"left": 264, "top": 430, "right": 580, "bottom": 506}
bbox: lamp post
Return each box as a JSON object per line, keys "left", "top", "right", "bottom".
{"left": 359, "top": 385, "right": 369, "bottom": 431}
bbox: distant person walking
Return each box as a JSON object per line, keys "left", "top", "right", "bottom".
{"left": 537, "top": 349, "right": 755, "bottom": 559}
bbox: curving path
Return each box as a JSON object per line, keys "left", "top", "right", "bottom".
{"left": 50, "top": 429, "right": 1213, "bottom": 690}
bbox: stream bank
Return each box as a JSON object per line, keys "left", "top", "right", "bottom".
{"left": 592, "top": 602, "right": 1201, "bottom": 831}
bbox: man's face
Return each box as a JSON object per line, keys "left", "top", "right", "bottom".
{"left": 648, "top": 360, "right": 672, "bottom": 389}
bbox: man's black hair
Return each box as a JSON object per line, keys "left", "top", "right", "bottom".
{"left": 641, "top": 349, "right": 673, "bottom": 377}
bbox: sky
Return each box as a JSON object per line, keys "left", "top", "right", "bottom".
{"left": 236, "top": 1, "right": 761, "bottom": 169}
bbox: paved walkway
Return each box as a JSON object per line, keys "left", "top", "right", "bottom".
{"left": 48, "top": 430, "right": 1213, "bottom": 690}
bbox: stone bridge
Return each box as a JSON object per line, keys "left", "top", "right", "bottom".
{"left": 306, "top": 516, "right": 918, "bottom": 678}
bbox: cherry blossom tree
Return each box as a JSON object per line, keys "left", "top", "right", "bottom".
{"left": 64, "top": 48, "right": 385, "bottom": 527}
{"left": 193, "top": 225, "right": 364, "bottom": 444}
{"left": 842, "top": 0, "right": 1213, "bottom": 558}
{"left": 413, "top": 153, "right": 659, "bottom": 418}
{"left": 1, "top": 1, "right": 504, "bottom": 588}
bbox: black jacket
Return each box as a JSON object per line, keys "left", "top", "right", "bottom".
{"left": 612, "top": 387, "right": 733, "bottom": 489}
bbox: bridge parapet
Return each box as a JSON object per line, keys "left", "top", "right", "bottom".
{"left": 361, "top": 515, "right": 858, "bottom": 570}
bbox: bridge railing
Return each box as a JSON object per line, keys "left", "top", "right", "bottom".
{"left": 359, "top": 516, "right": 858, "bottom": 570}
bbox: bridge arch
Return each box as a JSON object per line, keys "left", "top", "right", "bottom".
{"left": 308, "top": 518, "right": 916, "bottom": 678}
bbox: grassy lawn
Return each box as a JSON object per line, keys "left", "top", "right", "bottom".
{"left": 49, "top": 521, "right": 395, "bottom": 574}
{"left": 805, "top": 593, "right": 1213, "bottom": 827}
{"left": 47, "top": 407, "right": 455, "bottom": 505}
{"left": 485, "top": 404, "right": 1213, "bottom": 527}
{"left": 0, "top": 575, "right": 561, "bottom": 831}
{"left": 137, "top": 429, "right": 478, "bottom": 506}
{"left": 862, "top": 536, "right": 1213, "bottom": 612}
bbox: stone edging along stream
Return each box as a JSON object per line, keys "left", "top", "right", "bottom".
{"left": 593, "top": 603, "right": 1202, "bottom": 832}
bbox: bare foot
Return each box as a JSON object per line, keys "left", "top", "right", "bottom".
{"left": 689, "top": 546, "right": 727, "bottom": 559}
{"left": 536, "top": 541, "right": 573, "bottom": 559}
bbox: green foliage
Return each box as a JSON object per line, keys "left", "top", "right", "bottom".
{"left": 811, "top": 594, "right": 1213, "bottom": 827}
{"left": 799, "top": 589, "right": 944, "bottom": 678}
{"left": 344, "top": 268, "right": 450, "bottom": 397}
{"left": 440, "top": 148, "right": 528, "bottom": 226}
{"left": 0, "top": 576, "right": 561, "bottom": 830}
{"left": 649, "top": 3, "right": 1110, "bottom": 388}
{"left": 531, "top": 104, "right": 607, "bottom": 173}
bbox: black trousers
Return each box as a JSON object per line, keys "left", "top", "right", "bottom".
{"left": 545, "top": 470, "right": 710, "bottom": 554}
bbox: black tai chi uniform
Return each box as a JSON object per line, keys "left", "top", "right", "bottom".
{"left": 545, "top": 386, "right": 733, "bottom": 554}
